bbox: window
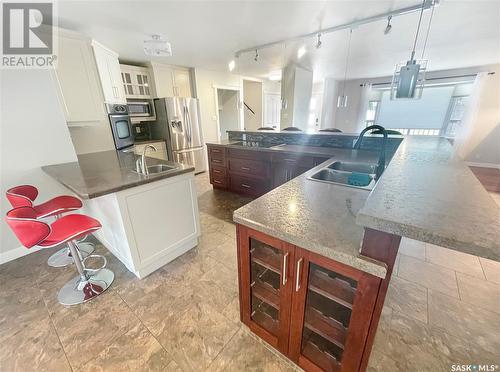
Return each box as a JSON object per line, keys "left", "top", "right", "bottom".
{"left": 365, "top": 100, "right": 380, "bottom": 126}
{"left": 364, "top": 83, "right": 472, "bottom": 137}
{"left": 442, "top": 96, "right": 469, "bottom": 137}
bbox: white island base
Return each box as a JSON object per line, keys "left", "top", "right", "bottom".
{"left": 83, "top": 171, "right": 200, "bottom": 278}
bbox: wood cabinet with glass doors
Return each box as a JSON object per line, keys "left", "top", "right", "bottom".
{"left": 237, "top": 225, "right": 400, "bottom": 372}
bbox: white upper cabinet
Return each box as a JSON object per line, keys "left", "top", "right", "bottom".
{"left": 53, "top": 30, "right": 105, "bottom": 125}
{"left": 150, "top": 62, "right": 192, "bottom": 98}
{"left": 92, "top": 41, "right": 126, "bottom": 104}
{"left": 120, "top": 64, "right": 153, "bottom": 99}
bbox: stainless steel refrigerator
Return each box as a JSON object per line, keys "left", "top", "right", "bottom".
{"left": 152, "top": 97, "right": 206, "bottom": 174}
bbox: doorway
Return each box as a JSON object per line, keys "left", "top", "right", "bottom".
{"left": 243, "top": 80, "right": 263, "bottom": 130}
{"left": 216, "top": 88, "right": 240, "bottom": 140}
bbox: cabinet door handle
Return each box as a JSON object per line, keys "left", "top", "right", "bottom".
{"left": 284, "top": 158, "right": 297, "bottom": 162}
{"left": 213, "top": 169, "right": 221, "bottom": 174}
{"left": 282, "top": 252, "right": 289, "bottom": 286}
{"left": 241, "top": 166, "right": 250, "bottom": 171}
{"left": 212, "top": 149, "right": 220, "bottom": 153}
{"left": 241, "top": 183, "right": 251, "bottom": 189}
{"left": 295, "top": 258, "right": 303, "bottom": 292}
{"left": 212, "top": 159, "right": 221, "bottom": 163}
{"left": 214, "top": 180, "right": 222, "bottom": 184}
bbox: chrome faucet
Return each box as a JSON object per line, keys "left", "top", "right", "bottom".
{"left": 353, "top": 125, "right": 388, "bottom": 180}
{"left": 136, "top": 144, "right": 157, "bottom": 175}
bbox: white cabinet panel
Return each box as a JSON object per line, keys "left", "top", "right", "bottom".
{"left": 92, "top": 41, "right": 126, "bottom": 104}
{"left": 150, "top": 62, "right": 192, "bottom": 98}
{"left": 172, "top": 68, "right": 192, "bottom": 97}
{"left": 53, "top": 33, "right": 104, "bottom": 125}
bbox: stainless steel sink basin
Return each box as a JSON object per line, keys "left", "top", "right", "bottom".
{"left": 146, "top": 164, "right": 176, "bottom": 174}
{"left": 327, "top": 161, "right": 378, "bottom": 174}
{"left": 307, "top": 161, "right": 376, "bottom": 190}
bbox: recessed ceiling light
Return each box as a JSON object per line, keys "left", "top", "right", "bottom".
{"left": 297, "top": 46, "right": 306, "bottom": 59}
{"left": 228, "top": 60, "right": 235, "bottom": 72}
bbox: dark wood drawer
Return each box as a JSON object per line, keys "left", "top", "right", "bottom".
{"left": 208, "top": 145, "right": 227, "bottom": 166}
{"left": 211, "top": 165, "right": 226, "bottom": 178}
{"left": 228, "top": 148, "right": 270, "bottom": 161}
{"left": 229, "top": 158, "right": 268, "bottom": 178}
{"left": 272, "top": 152, "right": 315, "bottom": 167}
{"left": 230, "top": 174, "right": 269, "bottom": 196}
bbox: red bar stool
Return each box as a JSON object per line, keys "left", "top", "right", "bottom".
{"left": 5, "top": 206, "right": 114, "bottom": 305}
{"left": 6, "top": 185, "right": 95, "bottom": 267}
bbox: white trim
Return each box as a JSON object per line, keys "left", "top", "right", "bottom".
{"left": 0, "top": 245, "right": 44, "bottom": 265}
{"left": 466, "top": 161, "right": 500, "bottom": 169}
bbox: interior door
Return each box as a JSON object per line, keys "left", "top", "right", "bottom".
{"left": 289, "top": 247, "right": 380, "bottom": 372}
{"left": 238, "top": 226, "right": 295, "bottom": 354}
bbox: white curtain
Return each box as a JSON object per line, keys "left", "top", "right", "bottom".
{"left": 453, "top": 72, "right": 488, "bottom": 159}
{"left": 355, "top": 83, "right": 372, "bottom": 133}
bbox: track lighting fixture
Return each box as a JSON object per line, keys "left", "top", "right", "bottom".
{"left": 254, "top": 49, "right": 259, "bottom": 62}
{"left": 316, "top": 33, "right": 322, "bottom": 49}
{"left": 384, "top": 16, "right": 392, "bottom": 34}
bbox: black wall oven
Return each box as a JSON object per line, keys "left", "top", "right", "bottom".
{"left": 107, "top": 104, "right": 134, "bottom": 150}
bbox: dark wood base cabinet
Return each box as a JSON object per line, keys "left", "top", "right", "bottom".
{"left": 207, "top": 144, "right": 329, "bottom": 197}
{"left": 236, "top": 224, "right": 401, "bottom": 372}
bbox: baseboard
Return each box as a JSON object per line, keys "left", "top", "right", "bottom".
{"left": 0, "top": 245, "right": 43, "bottom": 265}
{"left": 466, "top": 161, "right": 500, "bottom": 169}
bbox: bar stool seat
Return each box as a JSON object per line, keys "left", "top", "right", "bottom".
{"left": 5, "top": 207, "right": 114, "bottom": 306}
{"left": 5, "top": 185, "right": 94, "bottom": 267}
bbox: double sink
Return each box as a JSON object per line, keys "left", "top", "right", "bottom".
{"left": 308, "top": 161, "right": 378, "bottom": 191}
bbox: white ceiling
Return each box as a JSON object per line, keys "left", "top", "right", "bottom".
{"left": 57, "top": 0, "right": 500, "bottom": 81}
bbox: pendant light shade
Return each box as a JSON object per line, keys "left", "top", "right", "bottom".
{"left": 391, "top": 0, "right": 434, "bottom": 100}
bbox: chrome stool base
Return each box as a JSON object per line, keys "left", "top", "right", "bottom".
{"left": 57, "top": 268, "right": 114, "bottom": 306}
{"left": 47, "top": 242, "right": 95, "bottom": 268}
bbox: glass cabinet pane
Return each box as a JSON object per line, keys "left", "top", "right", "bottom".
{"left": 301, "top": 264, "right": 357, "bottom": 372}
{"left": 249, "top": 238, "right": 282, "bottom": 336}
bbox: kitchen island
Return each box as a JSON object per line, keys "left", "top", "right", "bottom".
{"left": 43, "top": 150, "right": 201, "bottom": 278}
{"left": 207, "top": 132, "right": 500, "bottom": 372}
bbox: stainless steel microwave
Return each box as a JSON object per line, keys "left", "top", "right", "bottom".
{"left": 127, "top": 100, "right": 154, "bottom": 118}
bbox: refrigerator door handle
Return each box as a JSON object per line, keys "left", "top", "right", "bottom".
{"left": 184, "top": 105, "right": 192, "bottom": 145}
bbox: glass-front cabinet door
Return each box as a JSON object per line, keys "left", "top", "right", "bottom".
{"left": 238, "top": 227, "right": 294, "bottom": 354}
{"left": 289, "top": 248, "right": 380, "bottom": 372}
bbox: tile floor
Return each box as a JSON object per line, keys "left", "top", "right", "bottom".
{"left": 1, "top": 172, "right": 499, "bottom": 371}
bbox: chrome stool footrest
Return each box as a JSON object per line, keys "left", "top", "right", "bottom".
{"left": 58, "top": 268, "right": 115, "bottom": 306}
{"left": 47, "top": 242, "right": 95, "bottom": 268}
{"left": 82, "top": 254, "right": 107, "bottom": 274}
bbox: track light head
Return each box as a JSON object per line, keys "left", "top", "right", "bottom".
{"left": 316, "top": 33, "right": 322, "bottom": 49}
{"left": 254, "top": 49, "right": 259, "bottom": 62}
{"left": 384, "top": 15, "right": 393, "bottom": 34}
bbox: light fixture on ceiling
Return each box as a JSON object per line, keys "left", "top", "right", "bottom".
{"left": 316, "top": 33, "right": 322, "bottom": 49}
{"left": 254, "top": 49, "right": 259, "bottom": 62}
{"left": 143, "top": 34, "right": 172, "bottom": 57}
{"left": 390, "top": 0, "right": 434, "bottom": 100}
{"left": 384, "top": 16, "right": 392, "bottom": 34}
{"left": 228, "top": 60, "right": 235, "bottom": 72}
{"left": 337, "top": 29, "right": 353, "bottom": 108}
{"left": 297, "top": 46, "right": 306, "bottom": 59}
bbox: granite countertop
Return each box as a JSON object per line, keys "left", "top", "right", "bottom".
{"left": 207, "top": 139, "right": 380, "bottom": 160}
{"left": 42, "top": 150, "right": 194, "bottom": 199}
{"left": 357, "top": 136, "right": 500, "bottom": 261}
{"left": 233, "top": 136, "right": 500, "bottom": 279}
{"left": 233, "top": 150, "right": 387, "bottom": 279}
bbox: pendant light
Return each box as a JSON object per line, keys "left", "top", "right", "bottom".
{"left": 390, "top": 0, "right": 434, "bottom": 100}
{"left": 337, "top": 29, "right": 353, "bottom": 108}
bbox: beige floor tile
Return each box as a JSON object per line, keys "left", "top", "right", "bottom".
{"left": 207, "top": 327, "right": 295, "bottom": 372}
{"left": 371, "top": 306, "right": 393, "bottom": 351}
{"left": 480, "top": 257, "right": 500, "bottom": 284}
{"left": 384, "top": 312, "right": 471, "bottom": 371}
{"left": 428, "top": 290, "right": 500, "bottom": 354}
{"left": 0, "top": 316, "right": 71, "bottom": 372}
{"left": 398, "top": 237, "right": 426, "bottom": 260}
{"left": 156, "top": 302, "right": 240, "bottom": 371}
{"left": 78, "top": 323, "right": 172, "bottom": 372}
{"left": 426, "top": 243, "right": 485, "bottom": 279}
{"left": 386, "top": 276, "right": 428, "bottom": 323}
{"left": 456, "top": 272, "right": 500, "bottom": 314}
{"left": 367, "top": 350, "right": 402, "bottom": 372}
{"left": 397, "top": 254, "right": 460, "bottom": 298}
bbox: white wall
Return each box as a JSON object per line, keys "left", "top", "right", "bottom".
{"left": 243, "top": 80, "right": 262, "bottom": 131}
{"left": 1, "top": 70, "right": 79, "bottom": 262}
{"left": 217, "top": 89, "right": 240, "bottom": 140}
{"left": 194, "top": 68, "right": 241, "bottom": 144}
